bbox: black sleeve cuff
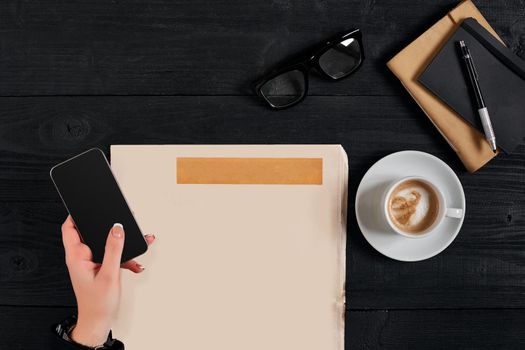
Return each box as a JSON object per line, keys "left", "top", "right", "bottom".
{"left": 52, "top": 315, "right": 125, "bottom": 350}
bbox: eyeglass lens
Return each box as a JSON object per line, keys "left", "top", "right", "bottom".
{"left": 260, "top": 69, "right": 306, "bottom": 108}
{"left": 318, "top": 37, "right": 362, "bottom": 79}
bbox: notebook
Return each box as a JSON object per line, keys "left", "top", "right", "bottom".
{"left": 387, "top": 0, "right": 500, "bottom": 172}
{"left": 419, "top": 18, "right": 525, "bottom": 153}
{"left": 111, "top": 145, "right": 348, "bottom": 350}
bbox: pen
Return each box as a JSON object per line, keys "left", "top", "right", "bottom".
{"left": 458, "top": 40, "right": 497, "bottom": 153}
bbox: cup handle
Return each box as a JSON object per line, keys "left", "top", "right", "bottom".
{"left": 446, "top": 208, "right": 463, "bottom": 219}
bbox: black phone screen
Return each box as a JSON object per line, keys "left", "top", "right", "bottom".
{"left": 50, "top": 148, "right": 147, "bottom": 263}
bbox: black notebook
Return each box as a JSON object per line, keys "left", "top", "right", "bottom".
{"left": 419, "top": 18, "right": 525, "bottom": 153}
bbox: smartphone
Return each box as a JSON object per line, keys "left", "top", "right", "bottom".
{"left": 50, "top": 148, "right": 148, "bottom": 263}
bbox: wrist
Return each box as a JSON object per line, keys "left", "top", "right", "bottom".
{"left": 70, "top": 319, "right": 111, "bottom": 347}
{"left": 55, "top": 315, "right": 125, "bottom": 350}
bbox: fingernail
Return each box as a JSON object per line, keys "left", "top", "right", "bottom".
{"left": 136, "top": 263, "right": 145, "bottom": 271}
{"left": 112, "top": 223, "right": 124, "bottom": 238}
{"left": 145, "top": 234, "right": 156, "bottom": 240}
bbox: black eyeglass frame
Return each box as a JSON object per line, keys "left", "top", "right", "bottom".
{"left": 253, "top": 28, "right": 364, "bottom": 109}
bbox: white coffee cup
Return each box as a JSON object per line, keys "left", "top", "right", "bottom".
{"left": 382, "top": 176, "right": 463, "bottom": 238}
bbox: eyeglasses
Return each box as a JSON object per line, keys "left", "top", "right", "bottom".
{"left": 253, "top": 29, "right": 364, "bottom": 109}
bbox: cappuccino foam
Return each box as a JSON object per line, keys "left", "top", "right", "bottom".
{"left": 388, "top": 179, "right": 439, "bottom": 234}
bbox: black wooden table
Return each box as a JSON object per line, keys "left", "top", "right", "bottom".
{"left": 1, "top": 1, "right": 524, "bottom": 348}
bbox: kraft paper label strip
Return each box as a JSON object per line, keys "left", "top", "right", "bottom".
{"left": 177, "top": 157, "right": 323, "bottom": 185}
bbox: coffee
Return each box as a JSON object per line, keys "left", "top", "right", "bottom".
{"left": 387, "top": 179, "right": 439, "bottom": 234}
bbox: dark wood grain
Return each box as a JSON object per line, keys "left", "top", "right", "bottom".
{"left": 0, "top": 0, "right": 523, "bottom": 96}
{"left": 1, "top": 306, "right": 524, "bottom": 349}
{"left": 0, "top": 94, "right": 522, "bottom": 197}
{"left": 0, "top": 95, "right": 522, "bottom": 201}
{"left": 0, "top": 94, "right": 454, "bottom": 202}
{"left": 0, "top": 306, "right": 76, "bottom": 349}
{"left": 346, "top": 309, "right": 525, "bottom": 349}
{"left": 1, "top": 193, "right": 523, "bottom": 309}
{"left": 0, "top": 202, "right": 74, "bottom": 306}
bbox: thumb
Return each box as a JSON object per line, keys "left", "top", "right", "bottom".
{"left": 99, "top": 223, "right": 125, "bottom": 279}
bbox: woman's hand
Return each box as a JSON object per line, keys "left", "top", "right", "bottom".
{"left": 61, "top": 216, "right": 155, "bottom": 347}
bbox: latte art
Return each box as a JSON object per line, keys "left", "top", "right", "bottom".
{"left": 387, "top": 179, "right": 439, "bottom": 234}
{"left": 390, "top": 190, "right": 422, "bottom": 225}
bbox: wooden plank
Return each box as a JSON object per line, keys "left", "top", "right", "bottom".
{"left": 0, "top": 191, "right": 524, "bottom": 308}
{"left": 0, "top": 95, "right": 448, "bottom": 201}
{"left": 0, "top": 306, "right": 76, "bottom": 349}
{"left": 0, "top": 0, "right": 523, "bottom": 96}
{"left": 0, "top": 202, "right": 75, "bottom": 306}
{"left": 0, "top": 95, "right": 523, "bottom": 202}
{"left": 1, "top": 306, "right": 524, "bottom": 349}
{"left": 346, "top": 309, "right": 525, "bottom": 349}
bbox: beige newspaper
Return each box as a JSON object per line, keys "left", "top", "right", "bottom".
{"left": 111, "top": 145, "right": 348, "bottom": 349}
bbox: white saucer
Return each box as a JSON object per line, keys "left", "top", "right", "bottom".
{"left": 355, "top": 151, "right": 466, "bottom": 262}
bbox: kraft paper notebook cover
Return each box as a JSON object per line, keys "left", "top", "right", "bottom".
{"left": 111, "top": 145, "right": 348, "bottom": 350}
{"left": 387, "top": 0, "right": 501, "bottom": 172}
